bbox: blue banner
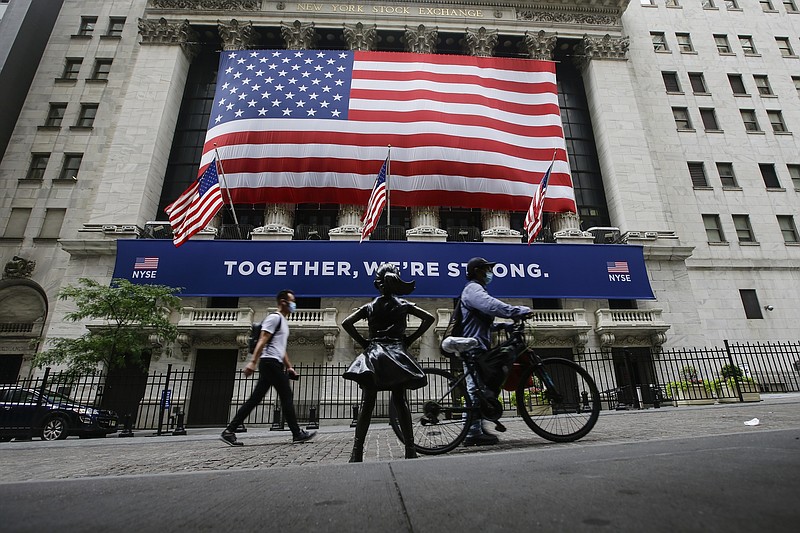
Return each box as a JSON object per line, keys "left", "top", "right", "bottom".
{"left": 113, "top": 240, "right": 654, "bottom": 300}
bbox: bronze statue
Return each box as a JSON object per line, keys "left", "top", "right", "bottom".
{"left": 342, "top": 263, "right": 434, "bottom": 462}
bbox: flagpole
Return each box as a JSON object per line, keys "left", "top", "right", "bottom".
{"left": 213, "top": 145, "right": 241, "bottom": 238}
{"left": 386, "top": 145, "right": 391, "bottom": 227}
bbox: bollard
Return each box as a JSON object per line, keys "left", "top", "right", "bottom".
{"left": 270, "top": 405, "right": 285, "bottom": 431}
{"left": 119, "top": 413, "right": 134, "bottom": 438}
{"left": 350, "top": 405, "right": 359, "bottom": 428}
{"left": 306, "top": 405, "right": 319, "bottom": 430}
{"left": 172, "top": 407, "right": 187, "bottom": 436}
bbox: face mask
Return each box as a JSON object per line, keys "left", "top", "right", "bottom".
{"left": 288, "top": 301, "right": 297, "bottom": 313}
{"left": 484, "top": 272, "right": 493, "bottom": 285}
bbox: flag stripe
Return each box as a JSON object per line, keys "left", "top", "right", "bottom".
{"left": 360, "top": 159, "right": 388, "bottom": 242}
{"left": 165, "top": 160, "right": 225, "bottom": 247}
{"left": 201, "top": 50, "right": 575, "bottom": 213}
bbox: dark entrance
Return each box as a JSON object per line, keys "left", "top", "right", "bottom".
{"left": 612, "top": 348, "right": 657, "bottom": 408}
{"left": 187, "top": 349, "right": 238, "bottom": 427}
{"left": 100, "top": 353, "right": 151, "bottom": 425}
{"left": 0, "top": 355, "right": 23, "bottom": 383}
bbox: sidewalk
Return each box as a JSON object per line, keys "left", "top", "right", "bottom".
{"left": 1, "top": 393, "right": 799, "bottom": 483}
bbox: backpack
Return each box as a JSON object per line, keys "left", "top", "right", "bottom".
{"left": 248, "top": 313, "right": 282, "bottom": 355}
{"left": 439, "top": 298, "right": 464, "bottom": 356}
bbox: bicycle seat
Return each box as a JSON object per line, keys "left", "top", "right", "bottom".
{"left": 441, "top": 336, "right": 479, "bottom": 355}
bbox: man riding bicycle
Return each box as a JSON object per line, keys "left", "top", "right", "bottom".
{"left": 460, "top": 257, "right": 532, "bottom": 446}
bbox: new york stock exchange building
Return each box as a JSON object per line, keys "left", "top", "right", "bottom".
{"left": 1, "top": 0, "right": 799, "bottom": 425}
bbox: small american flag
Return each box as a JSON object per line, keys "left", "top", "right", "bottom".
{"left": 524, "top": 162, "right": 553, "bottom": 244}
{"left": 134, "top": 257, "right": 159, "bottom": 270}
{"left": 360, "top": 158, "right": 388, "bottom": 243}
{"left": 165, "top": 159, "right": 224, "bottom": 247}
{"left": 607, "top": 261, "right": 630, "bottom": 274}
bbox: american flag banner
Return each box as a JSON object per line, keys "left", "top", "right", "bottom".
{"left": 199, "top": 49, "right": 575, "bottom": 212}
{"left": 133, "top": 257, "right": 159, "bottom": 270}
{"left": 165, "top": 159, "right": 224, "bottom": 247}
{"left": 360, "top": 158, "right": 388, "bottom": 243}
{"left": 524, "top": 162, "right": 553, "bottom": 244}
{"left": 607, "top": 261, "right": 630, "bottom": 274}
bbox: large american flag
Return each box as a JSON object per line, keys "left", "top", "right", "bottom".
{"left": 524, "top": 161, "right": 552, "bottom": 244}
{"left": 199, "top": 49, "right": 575, "bottom": 212}
{"left": 165, "top": 159, "right": 224, "bottom": 247}
{"left": 360, "top": 158, "right": 388, "bottom": 242}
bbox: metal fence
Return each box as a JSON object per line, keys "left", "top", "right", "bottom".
{"left": 7, "top": 340, "right": 800, "bottom": 432}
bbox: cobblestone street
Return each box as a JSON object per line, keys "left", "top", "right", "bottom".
{"left": 2, "top": 394, "right": 798, "bottom": 483}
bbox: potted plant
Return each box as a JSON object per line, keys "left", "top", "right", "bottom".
{"left": 712, "top": 364, "right": 761, "bottom": 403}
{"left": 665, "top": 365, "right": 715, "bottom": 406}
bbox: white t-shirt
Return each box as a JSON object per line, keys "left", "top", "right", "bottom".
{"left": 260, "top": 313, "right": 289, "bottom": 363}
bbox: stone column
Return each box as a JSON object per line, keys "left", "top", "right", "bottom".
{"left": 329, "top": 22, "right": 379, "bottom": 241}
{"left": 81, "top": 18, "right": 198, "bottom": 231}
{"left": 251, "top": 21, "right": 318, "bottom": 241}
{"left": 403, "top": 25, "right": 447, "bottom": 241}
{"left": 575, "top": 34, "right": 670, "bottom": 234}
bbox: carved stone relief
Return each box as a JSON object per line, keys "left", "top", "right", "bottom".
{"left": 149, "top": 0, "right": 261, "bottom": 10}
{"left": 464, "top": 27, "right": 498, "bottom": 57}
{"left": 218, "top": 19, "right": 260, "bottom": 51}
{"left": 2, "top": 256, "right": 36, "bottom": 279}
{"left": 281, "top": 20, "right": 318, "bottom": 50}
{"left": 404, "top": 24, "right": 438, "bottom": 54}
{"left": 343, "top": 22, "right": 377, "bottom": 52}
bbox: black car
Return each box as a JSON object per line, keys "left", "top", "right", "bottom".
{"left": 0, "top": 386, "right": 118, "bottom": 441}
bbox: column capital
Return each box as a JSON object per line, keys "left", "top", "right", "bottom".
{"left": 464, "top": 27, "right": 498, "bottom": 57}
{"left": 138, "top": 18, "right": 199, "bottom": 58}
{"left": 281, "top": 20, "right": 318, "bottom": 50}
{"left": 520, "top": 30, "right": 557, "bottom": 61}
{"left": 404, "top": 24, "right": 438, "bottom": 54}
{"left": 218, "top": 19, "right": 260, "bottom": 51}
{"left": 343, "top": 22, "right": 377, "bottom": 51}
{"left": 575, "top": 34, "right": 630, "bottom": 68}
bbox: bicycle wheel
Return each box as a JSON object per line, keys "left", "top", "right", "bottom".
{"left": 389, "top": 368, "right": 474, "bottom": 455}
{"left": 516, "top": 357, "right": 600, "bottom": 443}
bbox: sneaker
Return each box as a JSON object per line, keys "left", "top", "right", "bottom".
{"left": 220, "top": 430, "right": 243, "bottom": 447}
{"left": 292, "top": 430, "right": 317, "bottom": 443}
{"left": 463, "top": 433, "right": 499, "bottom": 447}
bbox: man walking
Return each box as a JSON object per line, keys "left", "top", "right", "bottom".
{"left": 460, "top": 257, "right": 531, "bottom": 446}
{"left": 220, "top": 289, "right": 316, "bottom": 446}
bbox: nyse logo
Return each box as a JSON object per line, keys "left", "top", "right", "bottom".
{"left": 607, "top": 261, "right": 631, "bottom": 282}
{"left": 132, "top": 257, "right": 159, "bottom": 279}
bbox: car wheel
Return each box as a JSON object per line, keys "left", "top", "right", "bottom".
{"left": 41, "top": 416, "right": 69, "bottom": 441}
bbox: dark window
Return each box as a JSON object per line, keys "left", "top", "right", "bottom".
{"left": 788, "top": 164, "right": 800, "bottom": 190}
{"left": 759, "top": 163, "right": 781, "bottom": 188}
{"left": 777, "top": 215, "right": 799, "bottom": 243}
{"left": 741, "top": 109, "right": 760, "bottom": 132}
{"left": 662, "top": 72, "right": 681, "bottom": 92}
{"left": 107, "top": 17, "right": 126, "bottom": 37}
{"left": 703, "top": 214, "right": 725, "bottom": 243}
{"left": 673, "top": 107, "right": 692, "bottom": 129}
{"left": 753, "top": 75, "right": 773, "bottom": 96}
{"left": 714, "top": 35, "right": 732, "bottom": 54}
{"left": 531, "top": 299, "right": 562, "bottom": 309}
{"left": 728, "top": 74, "right": 747, "bottom": 95}
{"left": 609, "top": 299, "right": 637, "bottom": 309}
{"left": 776, "top": 37, "right": 794, "bottom": 57}
{"left": 739, "top": 35, "right": 757, "bottom": 55}
{"left": 688, "top": 72, "right": 707, "bottom": 93}
{"left": 75, "top": 104, "right": 98, "bottom": 128}
{"left": 717, "top": 163, "right": 738, "bottom": 187}
{"left": 700, "top": 108, "right": 720, "bottom": 130}
{"left": 208, "top": 297, "right": 239, "bottom": 308}
{"left": 739, "top": 289, "right": 763, "bottom": 319}
{"left": 90, "top": 59, "right": 113, "bottom": 80}
{"left": 62, "top": 58, "right": 82, "bottom": 80}
{"left": 651, "top": 32, "right": 669, "bottom": 52}
{"left": 59, "top": 154, "right": 83, "bottom": 181}
{"left": 688, "top": 162, "right": 709, "bottom": 187}
{"left": 767, "top": 110, "right": 788, "bottom": 133}
{"left": 732, "top": 215, "right": 755, "bottom": 243}
{"left": 26, "top": 154, "right": 50, "bottom": 180}
{"left": 676, "top": 33, "right": 694, "bottom": 53}
{"left": 759, "top": 0, "right": 775, "bottom": 10}
{"left": 78, "top": 16, "right": 97, "bottom": 36}
{"left": 44, "top": 103, "right": 67, "bottom": 127}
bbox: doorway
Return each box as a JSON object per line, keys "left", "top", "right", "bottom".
{"left": 0, "top": 355, "right": 23, "bottom": 383}
{"left": 612, "top": 348, "right": 657, "bottom": 408}
{"left": 187, "top": 349, "right": 238, "bottom": 427}
{"left": 100, "top": 353, "right": 152, "bottom": 424}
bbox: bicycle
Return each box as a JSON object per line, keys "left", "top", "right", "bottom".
{"left": 388, "top": 316, "right": 601, "bottom": 455}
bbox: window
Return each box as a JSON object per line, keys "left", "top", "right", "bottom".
{"left": 759, "top": 0, "right": 775, "bottom": 10}
{"left": 75, "top": 104, "right": 98, "bottom": 128}
{"left": 676, "top": 33, "right": 695, "bottom": 53}
{"left": 688, "top": 72, "right": 708, "bottom": 93}
{"left": 784, "top": 0, "right": 799, "bottom": 12}
{"left": 44, "top": 103, "right": 67, "bottom": 127}
{"left": 640, "top": 0, "right": 655, "bottom": 5}
{"left": 688, "top": 162, "right": 709, "bottom": 187}
{"left": 739, "top": 35, "right": 757, "bottom": 55}
{"left": 728, "top": 74, "right": 747, "bottom": 95}
{"left": 58, "top": 154, "right": 83, "bottom": 181}
{"left": 3, "top": 208, "right": 31, "bottom": 239}
{"left": 25, "top": 154, "right": 49, "bottom": 180}
{"left": 793, "top": 77, "right": 800, "bottom": 97}
{"left": 788, "top": 164, "right": 800, "bottom": 189}
{"left": 107, "top": 17, "right": 125, "bottom": 37}
{"left": 77, "top": 16, "right": 97, "bottom": 36}
{"left": 777, "top": 215, "right": 799, "bottom": 243}
{"left": 651, "top": 32, "right": 669, "bottom": 52}
{"left": 724, "top": 0, "right": 739, "bottom": 8}
{"left": 700, "top": 108, "right": 720, "bottom": 130}
{"left": 90, "top": 59, "right": 112, "bottom": 80}
{"left": 662, "top": 72, "right": 682, "bottom": 93}
{"left": 702, "top": 0, "right": 716, "bottom": 7}
{"left": 714, "top": 34, "right": 732, "bottom": 54}
{"left": 739, "top": 290, "right": 763, "bottom": 319}
{"left": 740, "top": 109, "right": 761, "bottom": 132}
{"left": 732, "top": 214, "right": 756, "bottom": 243}
{"left": 666, "top": 0, "right": 680, "bottom": 5}
{"left": 61, "top": 58, "right": 82, "bottom": 80}
{"left": 776, "top": 37, "right": 795, "bottom": 57}
{"left": 753, "top": 75, "right": 773, "bottom": 96}
{"left": 759, "top": 163, "right": 781, "bottom": 188}
{"left": 717, "top": 162, "right": 738, "bottom": 187}
{"left": 767, "top": 110, "right": 788, "bottom": 133}
{"left": 37, "top": 209, "right": 66, "bottom": 239}
{"left": 673, "top": 107, "right": 692, "bottom": 129}
{"left": 702, "top": 214, "right": 725, "bottom": 243}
